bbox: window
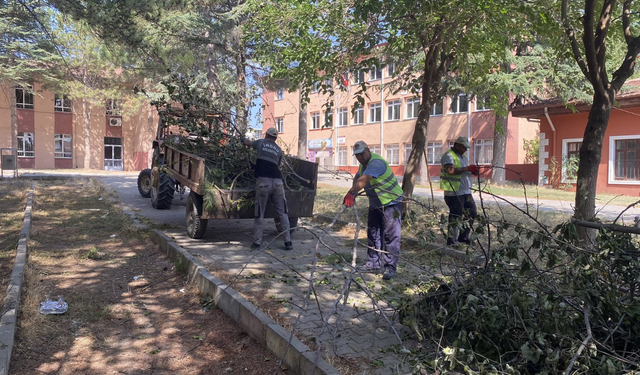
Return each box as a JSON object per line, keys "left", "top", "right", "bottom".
{"left": 370, "top": 145, "right": 381, "bottom": 155}
{"left": 614, "top": 139, "right": 640, "bottom": 180}
{"left": 386, "top": 144, "right": 399, "bottom": 166}
{"left": 55, "top": 134, "right": 72, "bottom": 158}
{"left": 311, "top": 112, "right": 320, "bottom": 129}
{"left": 432, "top": 99, "right": 443, "bottom": 116}
{"left": 406, "top": 97, "right": 420, "bottom": 119}
{"left": 353, "top": 70, "right": 365, "bottom": 84}
{"left": 15, "top": 86, "right": 34, "bottom": 109}
{"left": 475, "top": 139, "right": 493, "bottom": 165}
{"left": 275, "top": 118, "right": 284, "bottom": 133}
{"left": 54, "top": 94, "right": 72, "bottom": 112}
{"left": 106, "top": 99, "right": 121, "bottom": 116}
{"left": 324, "top": 111, "right": 334, "bottom": 128}
{"left": 311, "top": 82, "right": 320, "bottom": 93}
{"left": 426, "top": 142, "right": 443, "bottom": 165}
{"left": 276, "top": 88, "right": 284, "bottom": 100}
{"left": 369, "top": 103, "right": 381, "bottom": 123}
{"left": 562, "top": 139, "right": 582, "bottom": 181}
{"left": 338, "top": 108, "right": 348, "bottom": 127}
{"left": 369, "top": 66, "right": 382, "bottom": 81}
{"left": 338, "top": 146, "right": 348, "bottom": 166}
{"left": 404, "top": 143, "right": 412, "bottom": 165}
{"left": 387, "top": 100, "right": 401, "bottom": 121}
{"left": 609, "top": 136, "right": 640, "bottom": 183}
{"left": 17, "top": 132, "right": 35, "bottom": 157}
{"left": 387, "top": 61, "right": 396, "bottom": 77}
{"left": 449, "top": 94, "right": 469, "bottom": 114}
{"left": 353, "top": 107, "right": 364, "bottom": 125}
{"left": 475, "top": 96, "right": 490, "bottom": 111}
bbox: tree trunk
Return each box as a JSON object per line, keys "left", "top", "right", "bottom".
{"left": 401, "top": 98, "right": 431, "bottom": 208}
{"left": 204, "top": 41, "right": 221, "bottom": 100}
{"left": 203, "top": 7, "right": 221, "bottom": 102}
{"left": 82, "top": 97, "right": 92, "bottom": 169}
{"left": 574, "top": 94, "right": 613, "bottom": 245}
{"left": 492, "top": 105, "right": 508, "bottom": 186}
{"left": 297, "top": 90, "right": 308, "bottom": 159}
{"left": 234, "top": 42, "right": 249, "bottom": 132}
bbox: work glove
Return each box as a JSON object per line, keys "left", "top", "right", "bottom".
{"left": 343, "top": 191, "right": 355, "bottom": 208}
{"left": 468, "top": 165, "right": 479, "bottom": 176}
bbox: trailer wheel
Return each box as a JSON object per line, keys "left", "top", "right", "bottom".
{"left": 186, "top": 191, "right": 208, "bottom": 239}
{"left": 137, "top": 169, "right": 152, "bottom": 198}
{"left": 275, "top": 217, "right": 298, "bottom": 234}
{"left": 151, "top": 172, "right": 175, "bottom": 209}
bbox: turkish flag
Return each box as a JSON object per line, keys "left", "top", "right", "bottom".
{"left": 340, "top": 73, "right": 348, "bottom": 86}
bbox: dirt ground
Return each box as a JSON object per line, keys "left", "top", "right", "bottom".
{"left": 6, "top": 178, "right": 282, "bottom": 375}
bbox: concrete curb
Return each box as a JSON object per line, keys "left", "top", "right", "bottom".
{"left": 313, "top": 214, "right": 485, "bottom": 265}
{"left": 150, "top": 230, "right": 339, "bottom": 375}
{"left": 0, "top": 184, "right": 34, "bottom": 375}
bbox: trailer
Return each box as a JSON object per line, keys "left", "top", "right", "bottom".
{"left": 141, "top": 142, "right": 318, "bottom": 239}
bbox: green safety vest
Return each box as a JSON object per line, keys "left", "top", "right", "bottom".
{"left": 358, "top": 153, "right": 403, "bottom": 205}
{"left": 440, "top": 149, "right": 462, "bottom": 192}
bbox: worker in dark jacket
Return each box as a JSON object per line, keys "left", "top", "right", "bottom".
{"left": 343, "top": 141, "right": 404, "bottom": 280}
{"left": 242, "top": 127, "right": 292, "bottom": 250}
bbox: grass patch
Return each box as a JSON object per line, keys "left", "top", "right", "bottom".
{"left": 314, "top": 184, "right": 571, "bottom": 245}
{"left": 80, "top": 246, "right": 105, "bottom": 260}
{"left": 476, "top": 181, "right": 640, "bottom": 206}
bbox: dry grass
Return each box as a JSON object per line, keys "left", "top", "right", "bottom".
{"left": 314, "top": 184, "right": 571, "bottom": 242}
{"left": 11, "top": 177, "right": 276, "bottom": 375}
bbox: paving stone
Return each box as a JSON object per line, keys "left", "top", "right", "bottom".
{"left": 169, "top": 219, "right": 421, "bottom": 375}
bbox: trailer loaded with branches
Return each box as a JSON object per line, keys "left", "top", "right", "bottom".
{"left": 136, "top": 85, "right": 318, "bottom": 239}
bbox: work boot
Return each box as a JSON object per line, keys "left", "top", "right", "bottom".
{"left": 251, "top": 243, "right": 261, "bottom": 251}
{"left": 284, "top": 241, "right": 293, "bottom": 250}
{"left": 382, "top": 268, "right": 396, "bottom": 280}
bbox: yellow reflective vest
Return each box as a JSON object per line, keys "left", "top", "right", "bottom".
{"left": 440, "top": 149, "right": 462, "bottom": 192}
{"left": 358, "top": 153, "right": 403, "bottom": 206}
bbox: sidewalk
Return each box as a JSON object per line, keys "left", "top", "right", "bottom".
{"left": 164, "top": 217, "right": 424, "bottom": 374}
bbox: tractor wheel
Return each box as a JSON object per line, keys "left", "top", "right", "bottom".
{"left": 186, "top": 191, "right": 208, "bottom": 239}
{"left": 151, "top": 172, "right": 175, "bottom": 209}
{"left": 137, "top": 169, "right": 152, "bottom": 198}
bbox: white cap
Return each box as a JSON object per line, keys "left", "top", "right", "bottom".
{"left": 353, "top": 141, "right": 368, "bottom": 154}
{"left": 454, "top": 136, "right": 471, "bottom": 148}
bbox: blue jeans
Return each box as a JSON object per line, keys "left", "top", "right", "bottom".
{"left": 444, "top": 194, "right": 477, "bottom": 245}
{"left": 367, "top": 204, "right": 402, "bottom": 272}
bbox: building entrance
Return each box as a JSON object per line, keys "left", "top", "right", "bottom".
{"left": 104, "top": 137, "right": 123, "bottom": 171}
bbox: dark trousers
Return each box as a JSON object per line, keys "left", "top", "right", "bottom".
{"left": 367, "top": 204, "right": 402, "bottom": 272}
{"left": 444, "top": 194, "right": 477, "bottom": 245}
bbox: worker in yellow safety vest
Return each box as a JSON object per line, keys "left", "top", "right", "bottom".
{"left": 440, "top": 136, "right": 479, "bottom": 246}
{"left": 343, "top": 141, "right": 404, "bottom": 280}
